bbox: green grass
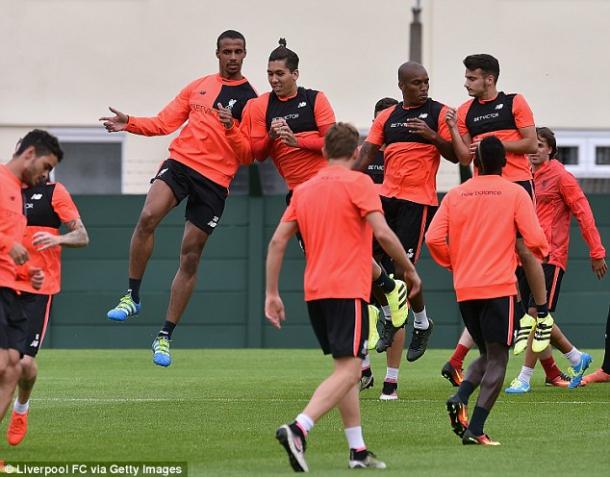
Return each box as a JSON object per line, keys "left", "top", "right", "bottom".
{"left": 1, "top": 349, "right": 609, "bottom": 476}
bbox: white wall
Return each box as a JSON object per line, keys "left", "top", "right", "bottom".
{"left": 1, "top": 0, "right": 608, "bottom": 192}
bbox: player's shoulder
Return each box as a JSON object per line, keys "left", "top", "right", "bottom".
{"left": 457, "top": 98, "right": 475, "bottom": 111}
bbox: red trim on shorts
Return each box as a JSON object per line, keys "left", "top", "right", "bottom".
{"left": 353, "top": 299, "right": 362, "bottom": 357}
{"left": 39, "top": 295, "right": 53, "bottom": 348}
{"left": 507, "top": 297, "right": 515, "bottom": 346}
{"left": 414, "top": 205, "right": 429, "bottom": 263}
{"left": 548, "top": 266, "right": 560, "bottom": 307}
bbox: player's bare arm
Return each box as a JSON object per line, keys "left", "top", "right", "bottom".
{"left": 33, "top": 218, "right": 89, "bottom": 250}
{"left": 265, "top": 220, "right": 298, "bottom": 329}
{"left": 502, "top": 125, "right": 537, "bottom": 154}
{"left": 353, "top": 142, "right": 380, "bottom": 171}
{"left": 99, "top": 107, "right": 128, "bottom": 132}
{"left": 445, "top": 108, "right": 471, "bottom": 165}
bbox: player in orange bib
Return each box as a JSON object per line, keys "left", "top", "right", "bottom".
{"left": 100, "top": 30, "right": 257, "bottom": 367}
{"left": 266, "top": 123, "right": 422, "bottom": 471}
{"left": 355, "top": 61, "right": 458, "bottom": 399}
{"left": 426, "top": 136, "right": 549, "bottom": 445}
{"left": 442, "top": 54, "right": 553, "bottom": 384}
{"left": 0, "top": 130, "right": 61, "bottom": 428}
{"left": 7, "top": 177, "right": 89, "bottom": 446}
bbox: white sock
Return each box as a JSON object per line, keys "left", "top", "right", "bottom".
{"left": 13, "top": 398, "right": 29, "bottom": 415}
{"left": 564, "top": 347, "right": 582, "bottom": 367}
{"left": 361, "top": 355, "right": 371, "bottom": 370}
{"left": 295, "top": 413, "right": 315, "bottom": 434}
{"left": 413, "top": 307, "right": 429, "bottom": 330}
{"left": 344, "top": 426, "right": 366, "bottom": 451}
{"left": 517, "top": 366, "right": 534, "bottom": 385}
{"left": 385, "top": 367, "right": 399, "bottom": 383}
{"left": 381, "top": 305, "right": 391, "bottom": 321}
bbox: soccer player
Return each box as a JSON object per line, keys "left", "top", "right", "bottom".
{"left": 426, "top": 136, "right": 549, "bottom": 445}
{"left": 7, "top": 175, "right": 89, "bottom": 445}
{"left": 0, "top": 130, "right": 60, "bottom": 425}
{"left": 443, "top": 54, "right": 553, "bottom": 381}
{"left": 100, "top": 30, "right": 257, "bottom": 366}
{"left": 356, "top": 61, "right": 458, "bottom": 398}
{"left": 504, "top": 127, "right": 606, "bottom": 392}
{"left": 581, "top": 305, "right": 610, "bottom": 385}
{"left": 266, "top": 123, "right": 422, "bottom": 471}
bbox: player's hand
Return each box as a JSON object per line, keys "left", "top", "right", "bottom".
{"left": 29, "top": 267, "right": 44, "bottom": 290}
{"left": 99, "top": 107, "right": 129, "bottom": 132}
{"left": 279, "top": 125, "right": 298, "bottom": 147}
{"left": 270, "top": 118, "right": 287, "bottom": 140}
{"left": 402, "top": 268, "right": 422, "bottom": 301}
{"left": 406, "top": 118, "right": 436, "bottom": 141}
{"left": 32, "top": 231, "right": 62, "bottom": 251}
{"left": 265, "top": 294, "right": 286, "bottom": 329}
{"left": 591, "top": 257, "right": 608, "bottom": 279}
{"left": 216, "top": 103, "right": 234, "bottom": 129}
{"left": 9, "top": 243, "right": 29, "bottom": 265}
{"left": 469, "top": 140, "right": 481, "bottom": 159}
{"left": 445, "top": 108, "right": 458, "bottom": 129}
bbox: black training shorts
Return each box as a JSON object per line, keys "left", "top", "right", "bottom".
{"left": 307, "top": 298, "right": 369, "bottom": 359}
{"left": 19, "top": 292, "right": 54, "bottom": 357}
{"left": 459, "top": 296, "right": 516, "bottom": 353}
{"left": 152, "top": 159, "right": 228, "bottom": 235}
{"left": 374, "top": 196, "right": 436, "bottom": 264}
{"left": 0, "top": 287, "right": 27, "bottom": 354}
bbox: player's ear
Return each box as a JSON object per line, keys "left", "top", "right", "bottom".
{"left": 322, "top": 146, "right": 328, "bottom": 160}
{"left": 215, "top": 49, "right": 220, "bottom": 60}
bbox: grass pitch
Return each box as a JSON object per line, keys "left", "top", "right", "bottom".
{"left": 1, "top": 349, "right": 608, "bottom": 476}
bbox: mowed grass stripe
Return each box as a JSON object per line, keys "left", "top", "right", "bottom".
{"left": 1, "top": 349, "right": 608, "bottom": 477}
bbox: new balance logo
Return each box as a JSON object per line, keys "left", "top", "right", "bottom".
{"left": 31, "top": 194, "right": 43, "bottom": 200}
{"left": 407, "top": 248, "right": 415, "bottom": 259}
{"left": 157, "top": 168, "right": 168, "bottom": 177}
{"left": 227, "top": 99, "right": 237, "bottom": 110}
{"left": 30, "top": 334, "right": 40, "bottom": 348}
{"left": 418, "top": 113, "right": 428, "bottom": 119}
{"left": 297, "top": 101, "right": 307, "bottom": 108}
{"left": 495, "top": 103, "right": 504, "bottom": 110}
{"left": 207, "top": 216, "right": 219, "bottom": 228}
{"left": 199, "top": 90, "right": 206, "bottom": 95}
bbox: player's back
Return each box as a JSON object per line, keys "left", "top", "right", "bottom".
{"left": 443, "top": 175, "right": 532, "bottom": 300}
{"left": 287, "top": 164, "right": 381, "bottom": 301}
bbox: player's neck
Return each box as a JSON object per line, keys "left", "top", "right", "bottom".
{"left": 532, "top": 159, "right": 549, "bottom": 172}
{"left": 327, "top": 158, "right": 352, "bottom": 168}
{"left": 220, "top": 71, "right": 244, "bottom": 81}
{"left": 479, "top": 87, "right": 498, "bottom": 101}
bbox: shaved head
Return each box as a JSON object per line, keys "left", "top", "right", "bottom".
{"left": 398, "top": 61, "right": 427, "bottom": 82}
{"left": 397, "top": 61, "right": 430, "bottom": 106}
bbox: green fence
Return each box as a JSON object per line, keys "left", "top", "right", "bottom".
{"left": 45, "top": 194, "right": 610, "bottom": 349}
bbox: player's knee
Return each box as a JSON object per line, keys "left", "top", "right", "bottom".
{"left": 20, "top": 356, "right": 37, "bottom": 379}
{"left": 180, "top": 250, "right": 202, "bottom": 276}
{"left": 137, "top": 208, "right": 161, "bottom": 234}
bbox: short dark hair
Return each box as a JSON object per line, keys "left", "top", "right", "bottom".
{"left": 475, "top": 135, "right": 506, "bottom": 174}
{"left": 216, "top": 30, "right": 246, "bottom": 49}
{"left": 536, "top": 127, "right": 557, "bottom": 159}
{"left": 374, "top": 97, "right": 399, "bottom": 116}
{"left": 463, "top": 54, "right": 500, "bottom": 82}
{"left": 15, "top": 129, "right": 63, "bottom": 162}
{"left": 268, "top": 38, "right": 299, "bottom": 72}
{"left": 324, "top": 123, "right": 360, "bottom": 159}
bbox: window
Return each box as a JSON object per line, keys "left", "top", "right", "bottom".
{"left": 554, "top": 131, "right": 610, "bottom": 178}
{"left": 50, "top": 128, "right": 124, "bottom": 194}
